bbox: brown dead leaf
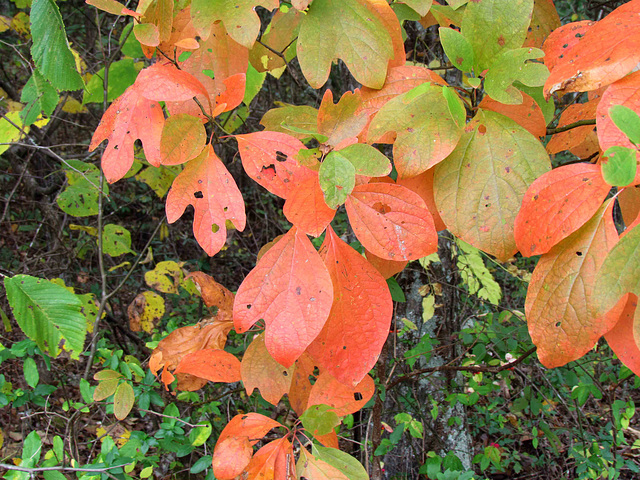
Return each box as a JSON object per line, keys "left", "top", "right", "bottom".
{"left": 185, "top": 272, "right": 234, "bottom": 313}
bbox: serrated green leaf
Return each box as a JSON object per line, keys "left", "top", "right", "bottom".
{"left": 297, "top": 0, "right": 394, "bottom": 89}
{"left": 101, "top": 224, "right": 133, "bottom": 257}
{"left": 113, "top": 382, "right": 134, "bottom": 420}
{"left": 20, "top": 69, "right": 59, "bottom": 127}
{"left": 337, "top": 144, "right": 391, "bottom": 177}
{"left": 4, "top": 275, "right": 86, "bottom": 359}
{"left": 439, "top": 27, "right": 474, "bottom": 72}
{"left": 83, "top": 59, "right": 140, "bottom": 104}
{"left": 313, "top": 444, "right": 369, "bottom": 480}
{"left": 609, "top": 105, "right": 640, "bottom": 145}
{"left": 484, "top": 47, "right": 548, "bottom": 105}
{"left": 602, "top": 146, "right": 637, "bottom": 187}
{"left": 461, "top": 0, "right": 534, "bottom": 73}
{"left": 23, "top": 356, "right": 39, "bottom": 388}
{"left": 300, "top": 404, "right": 340, "bottom": 436}
{"left": 30, "top": 0, "right": 83, "bottom": 90}
{"left": 319, "top": 152, "right": 356, "bottom": 209}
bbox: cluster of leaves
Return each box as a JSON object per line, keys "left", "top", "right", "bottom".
{"left": 3, "top": 0, "right": 640, "bottom": 478}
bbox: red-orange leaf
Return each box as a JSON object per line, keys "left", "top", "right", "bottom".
{"left": 136, "top": 62, "right": 210, "bottom": 103}
{"left": 619, "top": 186, "right": 640, "bottom": 226}
{"left": 283, "top": 175, "right": 336, "bottom": 237}
{"left": 605, "top": 294, "right": 640, "bottom": 377}
{"left": 515, "top": 163, "right": 611, "bottom": 256}
{"left": 233, "top": 227, "right": 334, "bottom": 367}
{"left": 245, "top": 438, "right": 293, "bottom": 480}
{"left": 89, "top": 86, "right": 164, "bottom": 182}
{"left": 241, "top": 333, "right": 293, "bottom": 405}
{"left": 544, "top": 0, "right": 640, "bottom": 95}
{"left": 368, "top": 0, "right": 405, "bottom": 69}
{"left": 166, "top": 146, "right": 246, "bottom": 256}
{"left": 217, "top": 413, "right": 283, "bottom": 447}
{"left": 596, "top": 71, "right": 640, "bottom": 183}
{"left": 307, "top": 372, "right": 375, "bottom": 417}
{"left": 345, "top": 183, "right": 438, "bottom": 261}
{"left": 236, "top": 131, "right": 315, "bottom": 199}
{"left": 546, "top": 98, "right": 599, "bottom": 156}
{"left": 185, "top": 272, "right": 235, "bottom": 315}
{"left": 306, "top": 227, "right": 392, "bottom": 385}
{"left": 288, "top": 353, "right": 315, "bottom": 416}
{"left": 317, "top": 90, "right": 368, "bottom": 149}
{"left": 212, "top": 436, "right": 253, "bottom": 480}
{"left": 174, "top": 348, "right": 241, "bottom": 382}
{"left": 364, "top": 249, "right": 407, "bottom": 279}
{"left": 396, "top": 168, "right": 446, "bottom": 231}
{"left": 542, "top": 20, "right": 593, "bottom": 73}
{"left": 478, "top": 93, "right": 547, "bottom": 138}
{"left": 526, "top": 201, "right": 627, "bottom": 367}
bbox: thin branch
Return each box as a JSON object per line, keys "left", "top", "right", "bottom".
{"left": 387, "top": 346, "right": 538, "bottom": 390}
{"left": 137, "top": 408, "right": 208, "bottom": 428}
{"left": 546, "top": 118, "right": 596, "bottom": 135}
{"left": 0, "top": 463, "right": 132, "bottom": 473}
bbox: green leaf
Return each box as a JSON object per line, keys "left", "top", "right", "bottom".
{"left": 461, "top": 0, "right": 534, "bottom": 72}
{"left": 244, "top": 63, "right": 267, "bottom": 106}
{"left": 136, "top": 165, "right": 179, "bottom": 199}
{"left": 456, "top": 239, "right": 501, "bottom": 305}
{"left": 29, "top": 0, "right": 83, "bottom": 90}
{"left": 43, "top": 472, "right": 67, "bottom": 480}
{"left": 113, "top": 382, "right": 135, "bottom": 420}
{"left": 439, "top": 27, "right": 474, "bottom": 72}
{"left": 0, "top": 111, "right": 27, "bottom": 155}
{"left": 190, "top": 456, "right": 212, "bottom": 474}
{"left": 398, "top": 0, "right": 432, "bottom": 16}
{"left": 609, "top": 105, "right": 640, "bottom": 145}
{"left": 83, "top": 59, "right": 140, "bottom": 104}
{"left": 120, "top": 23, "right": 145, "bottom": 58}
{"left": 3, "top": 275, "right": 86, "bottom": 359}
{"left": 367, "top": 82, "right": 465, "bottom": 178}
{"left": 518, "top": 84, "right": 555, "bottom": 124}
{"left": 319, "top": 152, "right": 356, "bottom": 209}
{"left": 594, "top": 223, "right": 640, "bottom": 317}
{"left": 56, "top": 160, "right": 107, "bottom": 217}
{"left": 140, "top": 466, "right": 154, "bottom": 479}
{"left": 22, "top": 431, "right": 42, "bottom": 467}
{"left": 189, "top": 421, "right": 212, "bottom": 446}
{"left": 300, "top": 404, "right": 340, "bottom": 436}
{"left": 313, "top": 444, "right": 369, "bottom": 480}
{"left": 79, "top": 378, "right": 93, "bottom": 404}
{"left": 23, "top": 357, "right": 39, "bottom": 388}
{"left": 260, "top": 105, "right": 319, "bottom": 140}
{"left": 93, "top": 378, "right": 119, "bottom": 401}
{"left": 101, "top": 224, "right": 133, "bottom": 257}
{"left": 94, "top": 369, "right": 122, "bottom": 381}
{"left": 387, "top": 277, "right": 406, "bottom": 303}
{"left": 336, "top": 144, "right": 391, "bottom": 177}
{"left": 297, "top": 0, "right": 394, "bottom": 89}
{"left": 601, "top": 146, "right": 638, "bottom": 187}
{"left": 20, "top": 69, "right": 59, "bottom": 127}
{"left": 484, "top": 47, "right": 548, "bottom": 105}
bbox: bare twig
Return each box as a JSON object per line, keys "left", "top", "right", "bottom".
{"left": 546, "top": 118, "right": 596, "bottom": 135}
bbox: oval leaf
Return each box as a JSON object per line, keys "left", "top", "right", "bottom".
{"left": 113, "top": 382, "right": 134, "bottom": 420}
{"left": 173, "top": 349, "right": 241, "bottom": 383}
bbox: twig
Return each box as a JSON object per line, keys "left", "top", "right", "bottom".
{"left": 546, "top": 118, "right": 596, "bottom": 135}
{"left": 387, "top": 346, "right": 538, "bottom": 390}
{"left": 0, "top": 463, "right": 132, "bottom": 473}
{"left": 137, "top": 409, "right": 208, "bottom": 428}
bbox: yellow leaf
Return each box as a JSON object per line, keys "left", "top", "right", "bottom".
{"left": 0, "top": 16, "right": 11, "bottom": 33}
{"left": 61, "top": 97, "right": 88, "bottom": 114}
{"left": 11, "top": 12, "right": 30, "bottom": 37}
{"left": 70, "top": 224, "right": 98, "bottom": 236}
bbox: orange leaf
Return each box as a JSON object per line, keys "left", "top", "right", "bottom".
{"left": 526, "top": 200, "right": 626, "bottom": 367}
{"left": 396, "top": 168, "right": 446, "bottom": 231}
{"left": 245, "top": 438, "right": 293, "bottom": 480}
{"left": 478, "top": 93, "right": 547, "bottom": 138}
{"left": 515, "top": 163, "right": 611, "bottom": 256}
{"left": 542, "top": 20, "right": 594, "bottom": 73}
{"left": 217, "top": 413, "right": 283, "bottom": 447}
{"left": 283, "top": 175, "right": 336, "bottom": 237}
{"left": 236, "top": 131, "right": 316, "bottom": 199}
{"left": 288, "top": 353, "right": 315, "bottom": 416}
{"left": 89, "top": 86, "right": 164, "bottom": 183}
{"left": 345, "top": 183, "right": 438, "bottom": 261}
{"left": 306, "top": 227, "right": 392, "bottom": 385}
{"left": 307, "top": 372, "right": 375, "bottom": 417}
{"left": 136, "top": 62, "right": 210, "bottom": 103}
{"left": 166, "top": 146, "right": 246, "bottom": 256}
{"left": 619, "top": 185, "right": 640, "bottom": 226}
{"left": 185, "top": 271, "right": 235, "bottom": 314}
{"left": 367, "top": 0, "right": 405, "bottom": 69}
{"left": 605, "top": 294, "right": 640, "bottom": 377}
{"left": 544, "top": 0, "right": 640, "bottom": 95}
{"left": 546, "top": 98, "right": 599, "bottom": 155}
{"left": 364, "top": 249, "right": 407, "bottom": 279}
{"left": 174, "top": 348, "right": 241, "bottom": 382}
{"left": 314, "top": 430, "right": 340, "bottom": 449}
{"left": 212, "top": 436, "right": 253, "bottom": 480}
{"left": 317, "top": 90, "right": 368, "bottom": 149}
{"left": 233, "top": 227, "right": 334, "bottom": 367}
{"left": 241, "top": 333, "right": 293, "bottom": 405}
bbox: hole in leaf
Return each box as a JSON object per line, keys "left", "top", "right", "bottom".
{"left": 282, "top": 371, "right": 288, "bottom": 377}
{"left": 555, "top": 321, "right": 562, "bottom": 328}
{"left": 211, "top": 223, "right": 220, "bottom": 233}
{"left": 246, "top": 304, "right": 252, "bottom": 309}
{"left": 194, "top": 191, "right": 204, "bottom": 199}
{"left": 275, "top": 151, "right": 288, "bottom": 162}
{"left": 354, "top": 392, "right": 363, "bottom": 401}
{"left": 576, "top": 251, "right": 583, "bottom": 256}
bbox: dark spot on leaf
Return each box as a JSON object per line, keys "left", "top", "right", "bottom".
{"left": 478, "top": 124, "right": 487, "bottom": 135}
{"left": 296, "top": 286, "right": 302, "bottom": 295}
{"left": 555, "top": 321, "right": 562, "bottom": 327}
{"left": 283, "top": 371, "right": 288, "bottom": 377}
{"left": 576, "top": 251, "right": 582, "bottom": 256}
{"left": 246, "top": 304, "right": 251, "bottom": 309}
{"left": 373, "top": 202, "right": 391, "bottom": 214}
{"left": 194, "top": 191, "right": 204, "bottom": 199}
